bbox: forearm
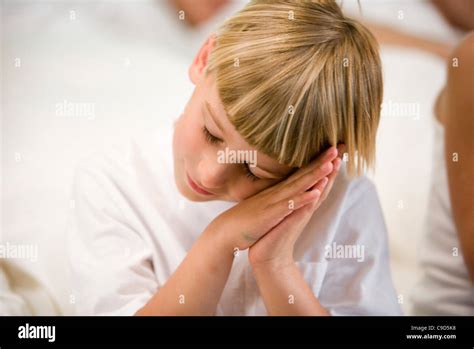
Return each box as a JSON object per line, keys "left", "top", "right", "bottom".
{"left": 365, "top": 22, "right": 453, "bottom": 60}
{"left": 136, "top": 224, "right": 234, "bottom": 315}
{"left": 252, "top": 263, "right": 329, "bottom": 316}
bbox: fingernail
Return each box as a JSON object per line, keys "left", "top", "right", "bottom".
{"left": 325, "top": 147, "right": 337, "bottom": 157}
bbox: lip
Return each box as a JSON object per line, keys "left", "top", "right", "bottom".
{"left": 186, "top": 173, "right": 214, "bottom": 196}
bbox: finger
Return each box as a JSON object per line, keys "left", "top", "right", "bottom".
{"left": 265, "top": 201, "right": 315, "bottom": 246}
{"left": 266, "top": 174, "right": 329, "bottom": 239}
{"left": 268, "top": 185, "right": 322, "bottom": 220}
{"left": 280, "top": 144, "right": 343, "bottom": 193}
{"left": 278, "top": 175, "right": 328, "bottom": 216}
{"left": 304, "top": 176, "right": 329, "bottom": 209}
{"left": 300, "top": 143, "right": 340, "bottom": 192}
{"left": 320, "top": 157, "right": 341, "bottom": 201}
{"left": 286, "top": 146, "right": 338, "bottom": 185}
{"left": 288, "top": 188, "right": 323, "bottom": 211}
{"left": 258, "top": 146, "right": 337, "bottom": 201}
{"left": 252, "top": 169, "right": 328, "bottom": 236}
{"left": 258, "top": 146, "right": 339, "bottom": 210}
{"left": 313, "top": 176, "right": 329, "bottom": 192}
{"left": 276, "top": 161, "right": 333, "bottom": 201}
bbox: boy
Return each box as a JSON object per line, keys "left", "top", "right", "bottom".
{"left": 70, "top": 0, "right": 401, "bottom": 316}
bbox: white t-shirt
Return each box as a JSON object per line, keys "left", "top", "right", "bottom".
{"left": 68, "top": 126, "right": 402, "bottom": 316}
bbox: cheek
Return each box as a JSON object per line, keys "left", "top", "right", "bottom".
{"left": 174, "top": 114, "right": 204, "bottom": 158}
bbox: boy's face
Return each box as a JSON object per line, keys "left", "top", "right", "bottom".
{"left": 173, "top": 36, "right": 294, "bottom": 202}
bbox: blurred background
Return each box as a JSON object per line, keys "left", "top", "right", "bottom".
{"left": 0, "top": 0, "right": 467, "bottom": 315}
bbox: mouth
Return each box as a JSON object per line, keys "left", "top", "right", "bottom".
{"left": 186, "top": 172, "right": 214, "bottom": 196}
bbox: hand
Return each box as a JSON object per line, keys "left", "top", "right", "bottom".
{"left": 208, "top": 146, "right": 340, "bottom": 255}
{"left": 248, "top": 145, "right": 344, "bottom": 270}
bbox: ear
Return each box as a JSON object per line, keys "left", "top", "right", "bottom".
{"left": 189, "top": 34, "right": 216, "bottom": 85}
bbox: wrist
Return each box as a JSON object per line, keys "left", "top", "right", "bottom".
{"left": 251, "top": 258, "right": 296, "bottom": 276}
{"left": 204, "top": 218, "right": 239, "bottom": 258}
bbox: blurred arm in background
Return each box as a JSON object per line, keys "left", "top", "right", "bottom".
{"left": 365, "top": 0, "right": 473, "bottom": 60}
{"left": 365, "top": 22, "right": 453, "bottom": 60}
{"left": 431, "top": 0, "right": 474, "bottom": 31}
{"left": 168, "top": 0, "right": 230, "bottom": 27}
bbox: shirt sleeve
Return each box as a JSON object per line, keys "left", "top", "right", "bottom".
{"left": 0, "top": 264, "right": 31, "bottom": 315}
{"left": 318, "top": 179, "right": 403, "bottom": 316}
{"left": 68, "top": 156, "right": 158, "bottom": 315}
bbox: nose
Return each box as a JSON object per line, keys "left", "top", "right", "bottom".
{"left": 197, "top": 155, "right": 228, "bottom": 190}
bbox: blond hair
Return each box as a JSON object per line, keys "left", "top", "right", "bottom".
{"left": 206, "top": 0, "right": 382, "bottom": 175}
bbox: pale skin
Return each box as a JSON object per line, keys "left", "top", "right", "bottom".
{"left": 136, "top": 35, "right": 344, "bottom": 315}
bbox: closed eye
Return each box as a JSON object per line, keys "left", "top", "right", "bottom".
{"left": 243, "top": 161, "right": 260, "bottom": 181}
{"left": 203, "top": 126, "right": 260, "bottom": 181}
{"left": 202, "top": 126, "right": 223, "bottom": 144}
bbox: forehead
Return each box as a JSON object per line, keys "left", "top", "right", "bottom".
{"left": 202, "top": 74, "right": 294, "bottom": 178}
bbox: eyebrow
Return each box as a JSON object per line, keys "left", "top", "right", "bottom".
{"left": 205, "top": 100, "right": 288, "bottom": 179}
{"left": 205, "top": 101, "right": 225, "bottom": 134}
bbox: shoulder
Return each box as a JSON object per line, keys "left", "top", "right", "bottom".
{"left": 449, "top": 33, "right": 474, "bottom": 72}
{"left": 332, "top": 165, "right": 381, "bottom": 213}
{"left": 73, "top": 139, "right": 135, "bottom": 189}
{"left": 446, "top": 33, "right": 474, "bottom": 106}
{"left": 72, "top": 134, "right": 158, "bottom": 207}
{"left": 72, "top": 130, "right": 174, "bottom": 214}
{"left": 329, "top": 166, "right": 387, "bottom": 241}
{"left": 440, "top": 33, "right": 474, "bottom": 135}
{"left": 71, "top": 139, "right": 137, "bottom": 223}
{"left": 293, "top": 164, "right": 387, "bottom": 262}
{"left": 315, "top": 164, "right": 385, "bottom": 237}
{"left": 74, "top": 130, "right": 168, "bottom": 188}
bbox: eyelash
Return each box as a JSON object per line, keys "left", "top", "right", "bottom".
{"left": 202, "top": 126, "right": 221, "bottom": 144}
{"left": 243, "top": 161, "right": 259, "bottom": 181}
{"left": 202, "top": 126, "right": 260, "bottom": 181}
